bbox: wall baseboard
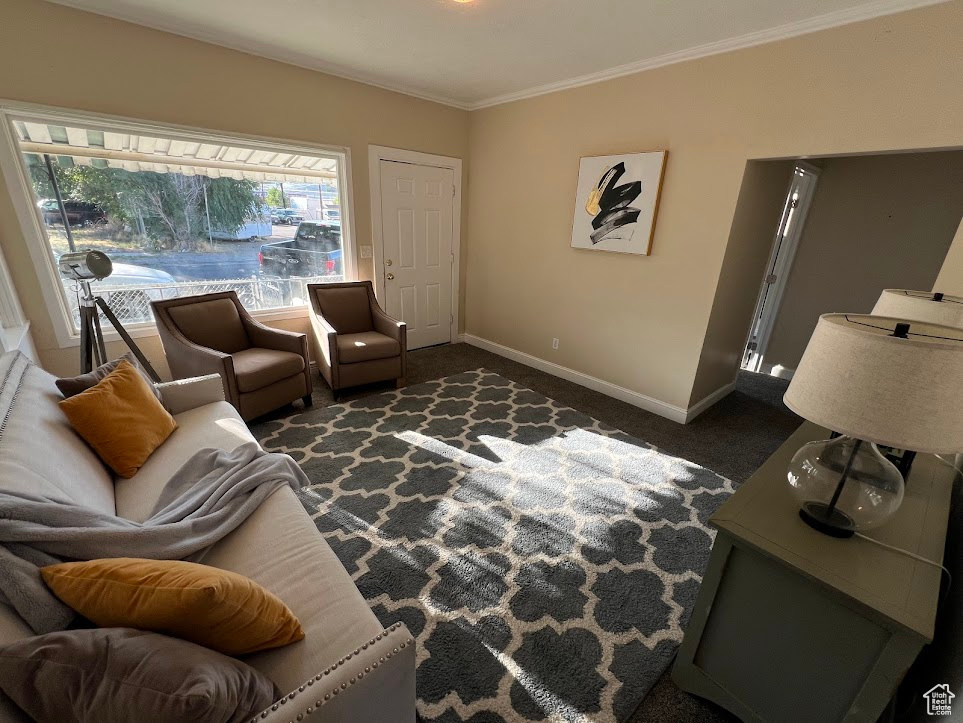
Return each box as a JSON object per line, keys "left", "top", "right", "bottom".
{"left": 685, "top": 381, "right": 737, "bottom": 423}
{"left": 458, "top": 333, "right": 735, "bottom": 424}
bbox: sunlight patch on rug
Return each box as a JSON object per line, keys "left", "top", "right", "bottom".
{"left": 255, "top": 370, "right": 734, "bottom": 723}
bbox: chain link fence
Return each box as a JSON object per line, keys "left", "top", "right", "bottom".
{"left": 65, "top": 275, "right": 344, "bottom": 328}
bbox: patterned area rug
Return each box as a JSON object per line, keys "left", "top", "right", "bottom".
{"left": 254, "top": 370, "right": 734, "bottom": 722}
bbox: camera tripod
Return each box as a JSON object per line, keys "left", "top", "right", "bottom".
{"left": 77, "top": 280, "right": 161, "bottom": 382}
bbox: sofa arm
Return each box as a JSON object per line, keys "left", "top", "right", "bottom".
{"left": 155, "top": 374, "right": 226, "bottom": 415}
{"left": 245, "top": 317, "right": 307, "bottom": 356}
{"left": 372, "top": 308, "right": 406, "bottom": 343}
{"left": 310, "top": 312, "right": 339, "bottom": 367}
{"left": 252, "top": 623, "right": 416, "bottom": 723}
{"left": 158, "top": 326, "right": 231, "bottom": 377}
{"left": 371, "top": 308, "right": 406, "bottom": 383}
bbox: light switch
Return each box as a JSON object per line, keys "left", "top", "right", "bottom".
{"left": 360, "top": 245, "right": 373, "bottom": 259}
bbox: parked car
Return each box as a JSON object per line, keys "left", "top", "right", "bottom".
{"left": 60, "top": 259, "right": 178, "bottom": 324}
{"left": 321, "top": 208, "right": 341, "bottom": 225}
{"left": 95, "top": 262, "right": 178, "bottom": 290}
{"left": 270, "top": 208, "right": 304, "bottom": 225}
{"left": 39, "top": 199, "right": 107, "bottom": 227}
{"left": 258, "top": 221, "right": 342, "bottom": 279}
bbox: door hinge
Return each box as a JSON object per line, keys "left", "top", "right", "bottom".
{"left": 452, "top": 185, "right": 456, "bottom": 197}
{"left": 747, "top": 341, "right": 758, "bottom": 351}
{"left": 450, "top": 313, "right": 454, "bottom": 325}
{"left": 765, "top": 274, "right": 777, "bottom": 284}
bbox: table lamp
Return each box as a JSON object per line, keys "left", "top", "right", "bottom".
{"left": 783, "top": 314, "right": 963, "bottom": 538}
{"left": 872, "top": 289, "right": 963, "bottom": 328}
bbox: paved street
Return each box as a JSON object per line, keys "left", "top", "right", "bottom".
{"left": 109, "top": 224, "right": 296, "bottom": 281}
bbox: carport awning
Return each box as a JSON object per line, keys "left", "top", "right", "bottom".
{"left": 14, "top": 120, "right": 338, "bottom": 182}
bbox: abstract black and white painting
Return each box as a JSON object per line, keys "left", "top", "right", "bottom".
{"left": 571, "top": 151, "right": 667, "bottom": 255}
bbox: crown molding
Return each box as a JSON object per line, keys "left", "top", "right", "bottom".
{"left": 45, "top": 0, "right": 473, "bottom": 110}
{"left": 467, "top": 0, "right": 951, "bottom": 109}
{"left": 48, "top": 0, "right": 948, "bottom": 113}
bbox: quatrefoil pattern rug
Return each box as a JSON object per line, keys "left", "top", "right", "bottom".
{"left": 254, "top": 370, "right": 734, "bottom": 722}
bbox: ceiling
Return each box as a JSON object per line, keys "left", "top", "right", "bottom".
{"left": 49, "top": 0, "right": 946, "bottom": 109}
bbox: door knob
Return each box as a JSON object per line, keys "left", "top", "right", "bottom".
{"left": 386, "top": 273, "right": 395, "bottom": 280}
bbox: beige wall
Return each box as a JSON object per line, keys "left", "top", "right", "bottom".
{"left": 0, "top": 0, "right": 468, "bottom": 377}
{"left": 688, "top": 160, "right": 796, "bottom": 404}
{"left": 934, "top": 218, "right": 963, "bottom": 296}
{"left": 466, "top": 1, "right": 963, "bottom": 411}
{"left": 763, "top": 151, "right": 963, "bottom": 371}
{"left": 2, "top": 0, "right": 962, "bottom": 409}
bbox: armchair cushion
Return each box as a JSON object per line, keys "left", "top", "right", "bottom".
{"left": 314, "top": 286, "right": 373, "bottom": 334}
{"left": 166, "top": 298, "right": 250, "bottom": 353}
{"left": 232, "top": 348, "right": 306, "bottom": 393}
{"left": 336, "top": 332, "right": 401, "bottom": 364}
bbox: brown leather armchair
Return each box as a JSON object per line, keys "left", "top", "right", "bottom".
{"left": 151, "top": 291, "right": 312, "bottom": 421}
{"left": 308, "top": 281, "right": 406, "bottom": 397}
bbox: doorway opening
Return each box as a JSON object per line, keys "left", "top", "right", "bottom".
{"left": 739, "top": 149, "right": 963, "bottom": 381}
{"left": 742, "top": 163, "right": 819, "bottom": 374}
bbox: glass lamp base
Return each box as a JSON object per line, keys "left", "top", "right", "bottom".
{"left": 787, "top": 435, "right": 905, "bottom": 537}
{"left": 799, "top": 503, "right": 855, "bottom": 538}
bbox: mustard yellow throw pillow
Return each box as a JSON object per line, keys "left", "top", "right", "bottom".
{"left": 58, "top": 360, "right": 177, "bottom": 478}
{"left": 41, "top": 558, "right": 305, "bottom": 656}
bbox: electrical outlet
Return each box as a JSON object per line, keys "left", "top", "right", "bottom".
{"left": 552, "top": 338, "right": 559, "bottom": 350}
{"left": 360, "top": 245, "right": 373, "bottom": 259}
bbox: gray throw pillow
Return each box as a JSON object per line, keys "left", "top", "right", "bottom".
{"left": 56, "top": 352, "right": 164, "bottom": 404}
{"left": 0, "top": 628, "right": 280, "bottom": 723}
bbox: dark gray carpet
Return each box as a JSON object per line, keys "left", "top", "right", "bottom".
{"left": 255, "top": 343, "right": 799, "bottom": 485}
{"left": 255, "top": 369, "right": 737, "bottom": 722}
{"left": 251, "top": 342, "right": 801, "bottom": 722}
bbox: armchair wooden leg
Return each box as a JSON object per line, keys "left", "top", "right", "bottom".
{"left": 302, "top": 394, "right": 313, "bottom": 408}
{"left": 395, "top": 377, "right": 407, "bottom": 389}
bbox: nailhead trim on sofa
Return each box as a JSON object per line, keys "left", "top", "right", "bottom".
{"left": 250, "top": 622, "right": 413, "bottom": 722}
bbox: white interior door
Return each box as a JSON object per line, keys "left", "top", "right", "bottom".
{"left": 378, "top": 159, "right": 454, "bottom": 349}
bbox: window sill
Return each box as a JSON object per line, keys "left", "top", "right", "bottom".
{"left": 56, "top": 304, "right": 311, "bottom": 349}
{"left": 249, "top": 305, "right": 310, "bottom": 323}
{"left": 0, "top": 321, "right": 31, "bottom": 354}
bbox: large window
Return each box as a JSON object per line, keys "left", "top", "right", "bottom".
{"left": 3, "top": 109, "right": 351, "bottom": 335}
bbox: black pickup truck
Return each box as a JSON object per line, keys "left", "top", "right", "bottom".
{"left": 258, "top": 221, "right": 343, "bottom": 279}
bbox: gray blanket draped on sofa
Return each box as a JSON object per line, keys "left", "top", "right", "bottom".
{"left": 0, "top": 442, "right": 306, "bottom": 635}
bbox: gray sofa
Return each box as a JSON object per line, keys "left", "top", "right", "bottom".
{"left": 0, "top": 354, "right": 415, "bottom": 722}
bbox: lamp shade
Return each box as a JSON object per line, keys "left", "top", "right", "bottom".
{"left": 872, "top": 289, "right": 963, "bottom": 328}
{"left": 784, "top": 314, "right": 963, "bottom": 454}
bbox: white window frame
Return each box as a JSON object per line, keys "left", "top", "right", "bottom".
{"left": 742, "top": 161, "right": 820, "bottom": 374}
{"left": 0, "top": 99, "right": 357, "bottom": 349}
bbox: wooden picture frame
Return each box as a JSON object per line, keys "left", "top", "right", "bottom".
{"left": 570, "top": 150, "right": 667, "bottom": 255}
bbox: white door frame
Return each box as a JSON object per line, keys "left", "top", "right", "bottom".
{"left": 743, "top": 161, "right": 820, "bottom": 373}
{"left": 368, "top": 145, "right": 462, "bottom": 345}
